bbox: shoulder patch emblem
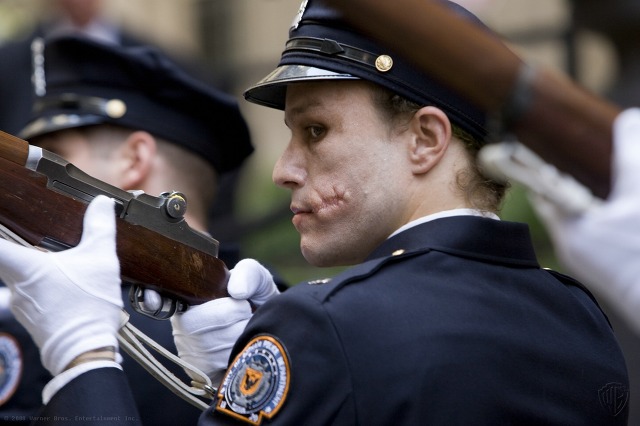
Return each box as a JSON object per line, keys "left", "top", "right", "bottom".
{"left": 216, "top": 335, "right": 290, "bottom": 425}
{"left": 0, "top": 333, "right": 22, "bottom": 406}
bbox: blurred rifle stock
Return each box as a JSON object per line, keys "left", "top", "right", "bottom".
{"left": 328, "top": 0, "right": 621, "bottom": 199}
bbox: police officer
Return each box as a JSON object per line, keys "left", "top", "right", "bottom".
{"left": 0, "top": 1, "right": 631, "bottom": 425}
{"left": 0, "top": 34, "right": 254, "bottom": 425}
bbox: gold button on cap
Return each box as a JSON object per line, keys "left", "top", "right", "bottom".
{"left": 375, "top": 54, "right": 393, "bottom": 72}
{"left": 105, "top": 99, "right": 127, "bottom": 118}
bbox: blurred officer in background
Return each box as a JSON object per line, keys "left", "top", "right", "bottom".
{"left": 0, "top": 1, "right": 630, "bottom": 425}
{"left": 0, "top": 0, "right": 238, "bottom": 246}
{"left": 0, "top": 0, "right": 147, "bottom": 136}
{"left": 0, "top": 34, "right": 253, "bottom": 425}
{"left": 531, "top": 110, "right": 640, "bottom": 336}
{"left": 529, "top": 0, "right": 640, "bottom": 336}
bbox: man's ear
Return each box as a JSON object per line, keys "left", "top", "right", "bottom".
{"left": 118, "top": 131, "right": 157, "bottom": 190}
{"left": 407, "top": 106, "right": 451, "bottom": 175}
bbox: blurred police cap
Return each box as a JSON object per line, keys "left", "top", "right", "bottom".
{"left": 244, "top": 0, "right": 492, "bottom": 142}
{"left": 21, "top": 35, "right": 253, "bottom": 174}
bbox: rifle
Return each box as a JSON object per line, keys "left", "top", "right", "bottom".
{"left": 327, "top": 0, "right": 621, "bottom": 199}
{"left": 0, "top": 130, "right": 229, "bottom": 317}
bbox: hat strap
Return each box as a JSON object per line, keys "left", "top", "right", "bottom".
{"left": 285, "top": 37, "right": 386, "bottom": 72}
{"left": 34, "top": 94, "right": 127, "bottom": 119}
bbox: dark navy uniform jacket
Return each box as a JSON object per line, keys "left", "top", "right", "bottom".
{"left": 34, "top": 216, "right": 629, "bottom": 425}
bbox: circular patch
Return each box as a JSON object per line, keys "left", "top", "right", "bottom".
{"left": 216, "top": 335, "right": 290, "bottom": 425}
{"left": 0, "top": 333, "right": 22, "bottom": 406}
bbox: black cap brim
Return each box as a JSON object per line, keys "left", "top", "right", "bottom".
{"left": 245, "top": 65, "right": 357, "bottom": 110}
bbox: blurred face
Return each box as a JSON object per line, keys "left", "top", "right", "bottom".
{"left": 273, "top": 80, "right": 412, "bottom": 267}
{"left": 33, "top": 129, "right": 120, "bottom": 185}
{"left": 55, "top": 0, "right": 103, "bottom": 27}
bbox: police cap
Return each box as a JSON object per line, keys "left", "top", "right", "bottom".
{"left": 21, "top": 35, "right": 253, "bottom": 174}
{"left": 244, "top": 0, "right": 491, "bottom": 141}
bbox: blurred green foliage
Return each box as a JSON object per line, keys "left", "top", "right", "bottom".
{"left": 500, "top": 184, "right": 562, "bottom": 272}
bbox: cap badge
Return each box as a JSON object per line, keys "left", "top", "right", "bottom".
{"left": 375, "top": 55, "right": 393, "bottom": 72}
{"left": 105, "top": 99, "right": 127, "bottom": 118}
{"left": 216, "top": 335, "right": 290, "bottom": 425}
{"left": 30, "top": 37, "right": 46, "bottom": 96}
{"left": 291, "top": 0, "right": 309, "bottom": 30}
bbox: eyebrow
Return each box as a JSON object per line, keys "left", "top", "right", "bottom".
{"left": 284, "top": 99, "right": 324, "bottom": 126}
{"left": 287, "top": 99, "right": 323, "bottom": 116}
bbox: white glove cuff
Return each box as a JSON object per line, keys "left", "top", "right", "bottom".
{"left": 41, "top": 320, "right": 120, "bottom": 376}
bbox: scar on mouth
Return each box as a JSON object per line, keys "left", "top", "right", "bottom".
{"left": 318, "top": 189, "right": 346, "bottom": 211}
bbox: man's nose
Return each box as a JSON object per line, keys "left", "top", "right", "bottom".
{"left": 272, "top": 143, "right": 306, "bottom": 188}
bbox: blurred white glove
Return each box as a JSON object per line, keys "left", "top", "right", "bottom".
{"left": 171, "top": 258, "right": 280, "bottom": 384}
{"left": 531, "top": 108, "right": 640, "bottom": 334}
{"left": 0, "top": 195, "right": 123, "bottom": 375}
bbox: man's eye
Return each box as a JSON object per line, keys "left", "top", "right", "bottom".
{"left": 308, "top": 126, "right": 324, "bottom": 138}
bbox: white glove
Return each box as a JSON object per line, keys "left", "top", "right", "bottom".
{"left": 227, "top": 258, "right": 281, "bottom": 307}
{"left": 0, "top": 195, "right": 123, "bottom": 375}
{"left": 531, "top": 108, "right": 640, "bottom": 334}
{"left": 171, "top": 258, "right": 280, "bottom": 384}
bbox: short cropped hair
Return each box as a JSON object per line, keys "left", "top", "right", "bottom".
{"left": 370, "top": 84, "right": 508, "bottom": 213}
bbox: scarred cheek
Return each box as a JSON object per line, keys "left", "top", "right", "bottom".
{"left": 316, "top": 186, "right": 348, "bottom": 214}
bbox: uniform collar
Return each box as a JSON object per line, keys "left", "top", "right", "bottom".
{"left": 388, "top": 208, "right": 499, "bottom": 239}
{"left": 368, "top": 215, "right": 539, "bottom": 267}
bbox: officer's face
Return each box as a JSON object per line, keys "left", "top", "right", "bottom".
{"left": 274, "top": 80, "right": 413, "bottom": 267}
{"left": 33, "top": 129, "right": 124, "bottom": 187}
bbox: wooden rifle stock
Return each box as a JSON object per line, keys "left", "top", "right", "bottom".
{"left": 328, "top": 0, "right": 621, "bottom": 199}
{"left": 0, "top": 130, "right": 228, "bottom": 306}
